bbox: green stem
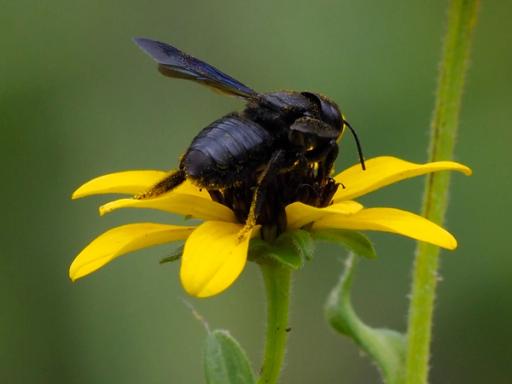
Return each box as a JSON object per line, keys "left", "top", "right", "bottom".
{"left": 405, "top": 1, "right": 479, "bottom": 383}
{"left": 258, "top": 262, "right": 292, "bottom": 384}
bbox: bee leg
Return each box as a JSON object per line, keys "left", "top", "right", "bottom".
{"left": 315, "top": 140, "right": 338, "bottom": 180}
{"left": 207, "top": 189, "right": 223, "bottom": 203}
{"left": 135, "top": 170, "right": 186, "bottom": 199}
{"left": 238, "top": 150, "right": 292, "bottom": 241}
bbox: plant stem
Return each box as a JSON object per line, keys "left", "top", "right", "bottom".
{"left": 405, "top": 1, "right": 479, "bottom": 383}
{"left": 258, "top": 262, "right": 292, "bottom": 384}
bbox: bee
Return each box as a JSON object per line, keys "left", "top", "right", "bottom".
{"left": 133, "top": 38, "right": 365, "bottom": 240}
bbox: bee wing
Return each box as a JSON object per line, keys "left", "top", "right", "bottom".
{"left": 133, "top": 37, "right": 257, "bottom": 99}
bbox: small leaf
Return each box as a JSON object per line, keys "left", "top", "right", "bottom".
{"left": 286, "top": 229, "right": 315, "bottom": 261}
{"left": 159, "top": 245, "right": 184, "bottom": 264}
{"left": 271, "top": 230, "right": 315, "bottom": 269}
{"left": 204, "top": 329, "right": 256, "bottom": 384}
{"left": 247, "top": 238, "right": 269, "bottom": 262}
{"left": 312, "top": 228, "right": 376, "bottom": 259}
{"left": 325, "top": 254, "right": 406, "bottom": 383}
{"left": 267, "top": 247, "right": 303, "bottom": 270}
{"left": 248, "top": 230, "right": 314, "bottom": 269}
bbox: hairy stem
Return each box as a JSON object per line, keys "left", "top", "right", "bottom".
{"left": 258, "top": 263, "right": 292, "bottom": 384}
{"left": 405, "top": 1, "right": 479, "bottom": 383}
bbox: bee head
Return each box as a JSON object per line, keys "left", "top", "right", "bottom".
{"left": 301, "top": 92, "right": 366, "bottom": 170}
{"left": 301, "top": 92, "right": 343, "bottom": 136}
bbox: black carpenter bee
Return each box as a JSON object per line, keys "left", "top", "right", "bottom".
{"left": 133, "top": 38, "right": 365, "bottom": 240}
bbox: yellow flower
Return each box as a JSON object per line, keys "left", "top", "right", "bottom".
{"left": 70, "top": 156, "right": 470, "bottom": 298}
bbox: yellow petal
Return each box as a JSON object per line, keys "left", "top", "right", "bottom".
{"left": 333, "top": 156, "right": 472, "bottom": 202}
{"left": 180, "top": 221, "right": 254, "bottom": 298}
{"left": 313, "top": 208, "right": 457, "bottom": 249}
{"left": 100, "top": 193, "right": 236, "bottom": 223}
{"left": 72, "top": 170, "right": 208, "bottom": 199}
{"left": 72, "top": 170, "right": 168, "bottom": 199}
{"left": 174, "top": 180, "right": 210, "bottom": 197}
{"left": 286, "top": 201, "right": 364, "bottom": 229}
{"left": 69, "top": 223, "right": 195, "bottom": 281}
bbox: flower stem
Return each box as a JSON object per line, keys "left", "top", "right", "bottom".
{"left": 258, "top": 262, "right": 292, "bottom": 384}
{"left": 405, "top": 1, "right": 479, "bottom": 383}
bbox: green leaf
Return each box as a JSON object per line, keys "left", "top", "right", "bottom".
{"left": 247, "top": 238, "right": 269, "bottom": 261}
{"left": 159, "top": 245, "right": 184, "bottom": 264}
{"left": 286, "top": 229, "right": 315, "bottom": 261}
{"left": 325, "top": 254, "right": 406, "bottom": 384}
{"left": 204, "top": 330, "right": 256, "bottom": 384}
{"left": 249, "top": 230, "right": 315, "bottom": 270}
{"left": 312, "top": 228, "right": 376, "bottom": 259}
{"left": 269, "top": 231, "right": 308, "bottom": 269}
{"left": 267, "top": 248, "right": 303, "bottom": 270}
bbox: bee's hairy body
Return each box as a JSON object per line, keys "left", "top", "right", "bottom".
{"left": 183, "top": 91, "right": 333, "bottom": 189}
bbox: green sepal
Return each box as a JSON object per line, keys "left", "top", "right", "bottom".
{"left": 287, "top": 229, "right": 315, "bottom": 261}
{"left": 248, "top": 229, "right": 315, "bottom": 270}
{"left": 159, "top": 245, "right": 184, "bottom": 264}
{"left": 325, "top": 254, "right": 406, "bottom": 384}
{"left": 203, "top": 329, "right": 256, "bottom": 384}
{"left": 312, "top": 228, "right": 376, "bottom": 259}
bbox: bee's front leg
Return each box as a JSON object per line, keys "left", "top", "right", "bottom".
{"left": 240, "top": 150, "right": 297, "bottom": 241}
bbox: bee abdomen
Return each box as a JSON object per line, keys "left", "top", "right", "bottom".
{"left": 182, "top": 114, "right": 273, "bottom": 187}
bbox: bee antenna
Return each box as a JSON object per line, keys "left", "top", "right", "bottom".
{"left": 344, "top": 121, "right": 366, "bottom": 170}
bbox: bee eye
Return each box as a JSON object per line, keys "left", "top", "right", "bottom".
{"left": 321, "top": 102, "right": 342, "bottom": 129}
{"left": 301, "top": 91, "right": 320, "bottom": 107}
{"left": 301, "top": 92, "right": 342, "bottom": 130}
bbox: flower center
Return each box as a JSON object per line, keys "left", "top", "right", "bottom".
{"left": 207, "top": 163, "right": 339, "bottom": 240}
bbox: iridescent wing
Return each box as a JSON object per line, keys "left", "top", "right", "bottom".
{"left": 133, "top": 37, "right": 257, "bottom": 99}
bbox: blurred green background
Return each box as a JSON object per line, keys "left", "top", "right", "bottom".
{"left": 1, "top": 1, "right": 510, "bottom": 383}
